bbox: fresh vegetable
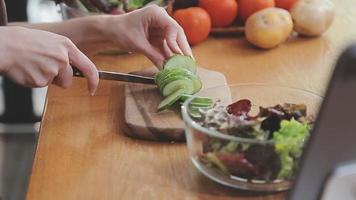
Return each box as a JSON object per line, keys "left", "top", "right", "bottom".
{"left": 245, "top": 8, "right": 293, "bottom": 49}
{"left": 275, "top": 0, "right": 299, "bottom": 10}
{"left": 227, "top": 99, "right": 251, "bottom": 117}
{"left": 238, "top": 0, "right": 275, "bottom": 22}
{"left": 290, "top": 0, "right": 335, "bottom": 36}
{"left": 163, "top": 54, "right": 197, "bottom": 73}
{"left": 273, "top": 119, "right": 310, "bottom": 179}
{"left": 173, "top": 7, "right": 212, "bottom": 45}
{"left": 194, "top": 99, "right": 314, "bottom": 181}
{"left": 157, "top": 88, "right": 186, "bottom": 111}
{"left": 125, "top": 0, "right": 145, "bottom": 11}
{"left": 155, "top": 55, "right": 212, "bottom": 111}
{"left": 198, "top": 0, "right": 238, "bottom": 27}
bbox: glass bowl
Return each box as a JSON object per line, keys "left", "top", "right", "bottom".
{"left": 181, "top": 84, "right": 323, "bottom": 192}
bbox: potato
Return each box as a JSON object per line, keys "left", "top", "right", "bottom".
{"left": 290, "top": 0, "right": 335, "bottom": 37}
{"left": 245, "top": 8, "right": 293, "bottom": 49}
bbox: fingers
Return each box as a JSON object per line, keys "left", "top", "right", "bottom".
{"left": 151, "top": 37, "right": 173, "bottom": 58}
{"left": 66, "top": 41, "right": 99, "bottom": 95}
{"left": 138, "top": 39, "right": 165, "bottom": 68}
{"left": 150, "top": 6, "right": 193, "bottom": 58}
{"left": 177, "top": 29, "right": 193, "bottom": 58}
{"left": 162, "top": 40, "right": 174, "bottom": 58}
{"left": 165, "top": 27, "right": 183, "bottom": 55}
{"left": 53, "top": 63, "right": 73, "bottom": 89}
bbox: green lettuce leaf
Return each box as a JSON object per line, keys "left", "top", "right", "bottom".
{"left": 273, "top": 118, "right": 310, "bottom": 179}
{"left": 126, "top": 0, "right": 145, "bottom": 9}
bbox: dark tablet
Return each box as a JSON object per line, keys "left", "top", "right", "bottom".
{"left": 288, "top": 45, "right": 356, "bottom": 200}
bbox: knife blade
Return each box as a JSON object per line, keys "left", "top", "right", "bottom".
{"left": 72, "top": 66, "right": 156, "bottom": 85}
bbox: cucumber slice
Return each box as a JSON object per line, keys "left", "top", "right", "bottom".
{"left": 192, "top": 77, "right": 202, "bottom": 92}
{"left": 188, "top": 105, "right": 213, "bottom": 119}
{"left": 180, "top": 95, "right": 212, "bottom": 103}
{"left": 163, "top": 55, "right": 196, "bottom": 73}
{"left": 181, "top": 95, "right": 213, "bottom": 107}
{"left": 190, "top": 102, "right": 213, "bottom": 108}
{"left": 161, "top": 77, "right": 201, "bottom": 96}
{"left": 157, "top": 88, "right": 185, "bottom": 111}
{"left": 188, "top": 108, "right": 202, "bottom": 119}
{"left": 158, "top": 75, "right": 191, "bottom": 92}
{"left": 162, "top": 78, "right": 195, "bottom": 97}
{"left": 156, "top": 55, "right": 202, "bottom": 111}
{"left": 155, "top": 69, "right": 192, "bottom": 87}
{"left": 156, "top": 68, "right": 201, "bottom": 94}
{"left": 156, "top": 68, "right": 194, "bottom": 83}
{"left": 181, "top": 95, "right": 214, "bottom": 117}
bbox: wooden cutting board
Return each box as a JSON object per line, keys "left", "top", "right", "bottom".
{"left": 123, "top": 67, "right": 228, "bottom": 142}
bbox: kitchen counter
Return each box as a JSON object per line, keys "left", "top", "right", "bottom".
{"left": 26, "top": 1, "right": 356, "bottom": 199}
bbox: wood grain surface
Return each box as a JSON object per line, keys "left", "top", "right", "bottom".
{"left": 124, "top": 67, "right": 227, "bottom": 141}
{"left": 26, "top": 1, "right": 356, "bottom": 199}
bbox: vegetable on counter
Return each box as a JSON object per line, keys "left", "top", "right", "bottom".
{"left": 173, "top": 7, "right": 212, "bottom": 45}
{"left": 245, "top": 7, "right": 293, "bottom": 49}
{"left": 193, "top": 99, "right": 314, "bottom": 181}
{"left": 273, "top": 118, "right": 310, "bottom": 179}
{"left": 198, "top": 0, "right": 238, "bottom": 28}
{"left": 275, "top": 0, "right": 298, "bottom": 11}
{"left": 290, "top": 0, "right": 335, "bottom": 36}
{"left": 155, "top": 55, "right": 212, "bottom": 111}
{"left": 238, "top": 0, "right": 275, "bottom": 22}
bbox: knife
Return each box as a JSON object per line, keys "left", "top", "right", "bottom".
{"left": 72, "top": 66, "right": 156, "bottom": 85}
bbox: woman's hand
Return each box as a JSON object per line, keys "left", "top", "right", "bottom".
{"left": 0, "top": 27, "right": 99, "bottom": 94}
{"left": 104, "top": 5, "right": 193, "bottom": 68}
{"left": 9, "top": 5, "right": 192, "bottom": 68}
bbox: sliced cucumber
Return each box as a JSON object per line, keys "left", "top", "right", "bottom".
{"left": 158, "top": 75, "right": 187, "bottom": 93}
{"left": 180, "top": 94, "right": 212, "bottom": 103}
{"left": 188, "top": 108, "right": 203, "bottom": 119}
{"left": 158, "top": 74, "right": 191, "bottom": 91}
{"left": 190, "top": 102, "right": 213, "bottom": 108}
{"left": 191, "top": 78, "right": 202, "bottom": 92}
{"left": 163, "top": 55, "right": 196, "bottom": 73}
{"left": 157, "top": 88, "right": 185, "bottom": 111}
{"left": 155, "top": 55, "right": 208, "bottom": 111}
{"left": 181, "top": 95, "right": 213, "bottom": 106}
{"left": 155, "top": 68, "right": 193, "bottom": 84}
{"left": 162, "top": 78, "right": 195, "bottom": 97}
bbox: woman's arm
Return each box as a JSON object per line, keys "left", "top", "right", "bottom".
{"left": 10, "top": 15, "right": 113, "bottom": 53}
{"left": 0, "top": 5, "right": 191, "bottom": 93}
{"left": 10, "top": 5, "right": 193, "bottom": 67}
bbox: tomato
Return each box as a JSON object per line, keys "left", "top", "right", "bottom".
{"left": 238, "top": 0, "right": 275, "bottom": 22}
{"left": 173, "top": 7, "right": 212, "bottom": 45}
{"left": 199, "top": 0, "right": 238, "bottom": 27}
{"left": 275, "top": 0, "right": 299, "bottom": 10}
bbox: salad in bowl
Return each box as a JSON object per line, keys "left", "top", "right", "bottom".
{"left": 182, "top": 84, "right": 322, "bottom": 191}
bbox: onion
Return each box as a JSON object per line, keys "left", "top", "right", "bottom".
{"left": 290, "top": 0, "right": 335, "bottom": 36}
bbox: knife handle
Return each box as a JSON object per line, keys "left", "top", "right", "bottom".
{"left": 72, "top": 66, "right": 85, "bottom": 77}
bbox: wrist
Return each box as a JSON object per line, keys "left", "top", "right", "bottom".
{"left": 0, "top": 27, "right": 17, "bottom": 73}
{"left": 78, "top": 15, "right": 112, "bottom": 44}
{"left": 99, "top": 14, "right": 127, "bottom": 48}
{"left": 68, "top": 15, "right": 119, "bottom": 51}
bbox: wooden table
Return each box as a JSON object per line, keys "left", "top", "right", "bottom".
{"left": 26, "top": 1, "right": 356, "bottom": 199}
